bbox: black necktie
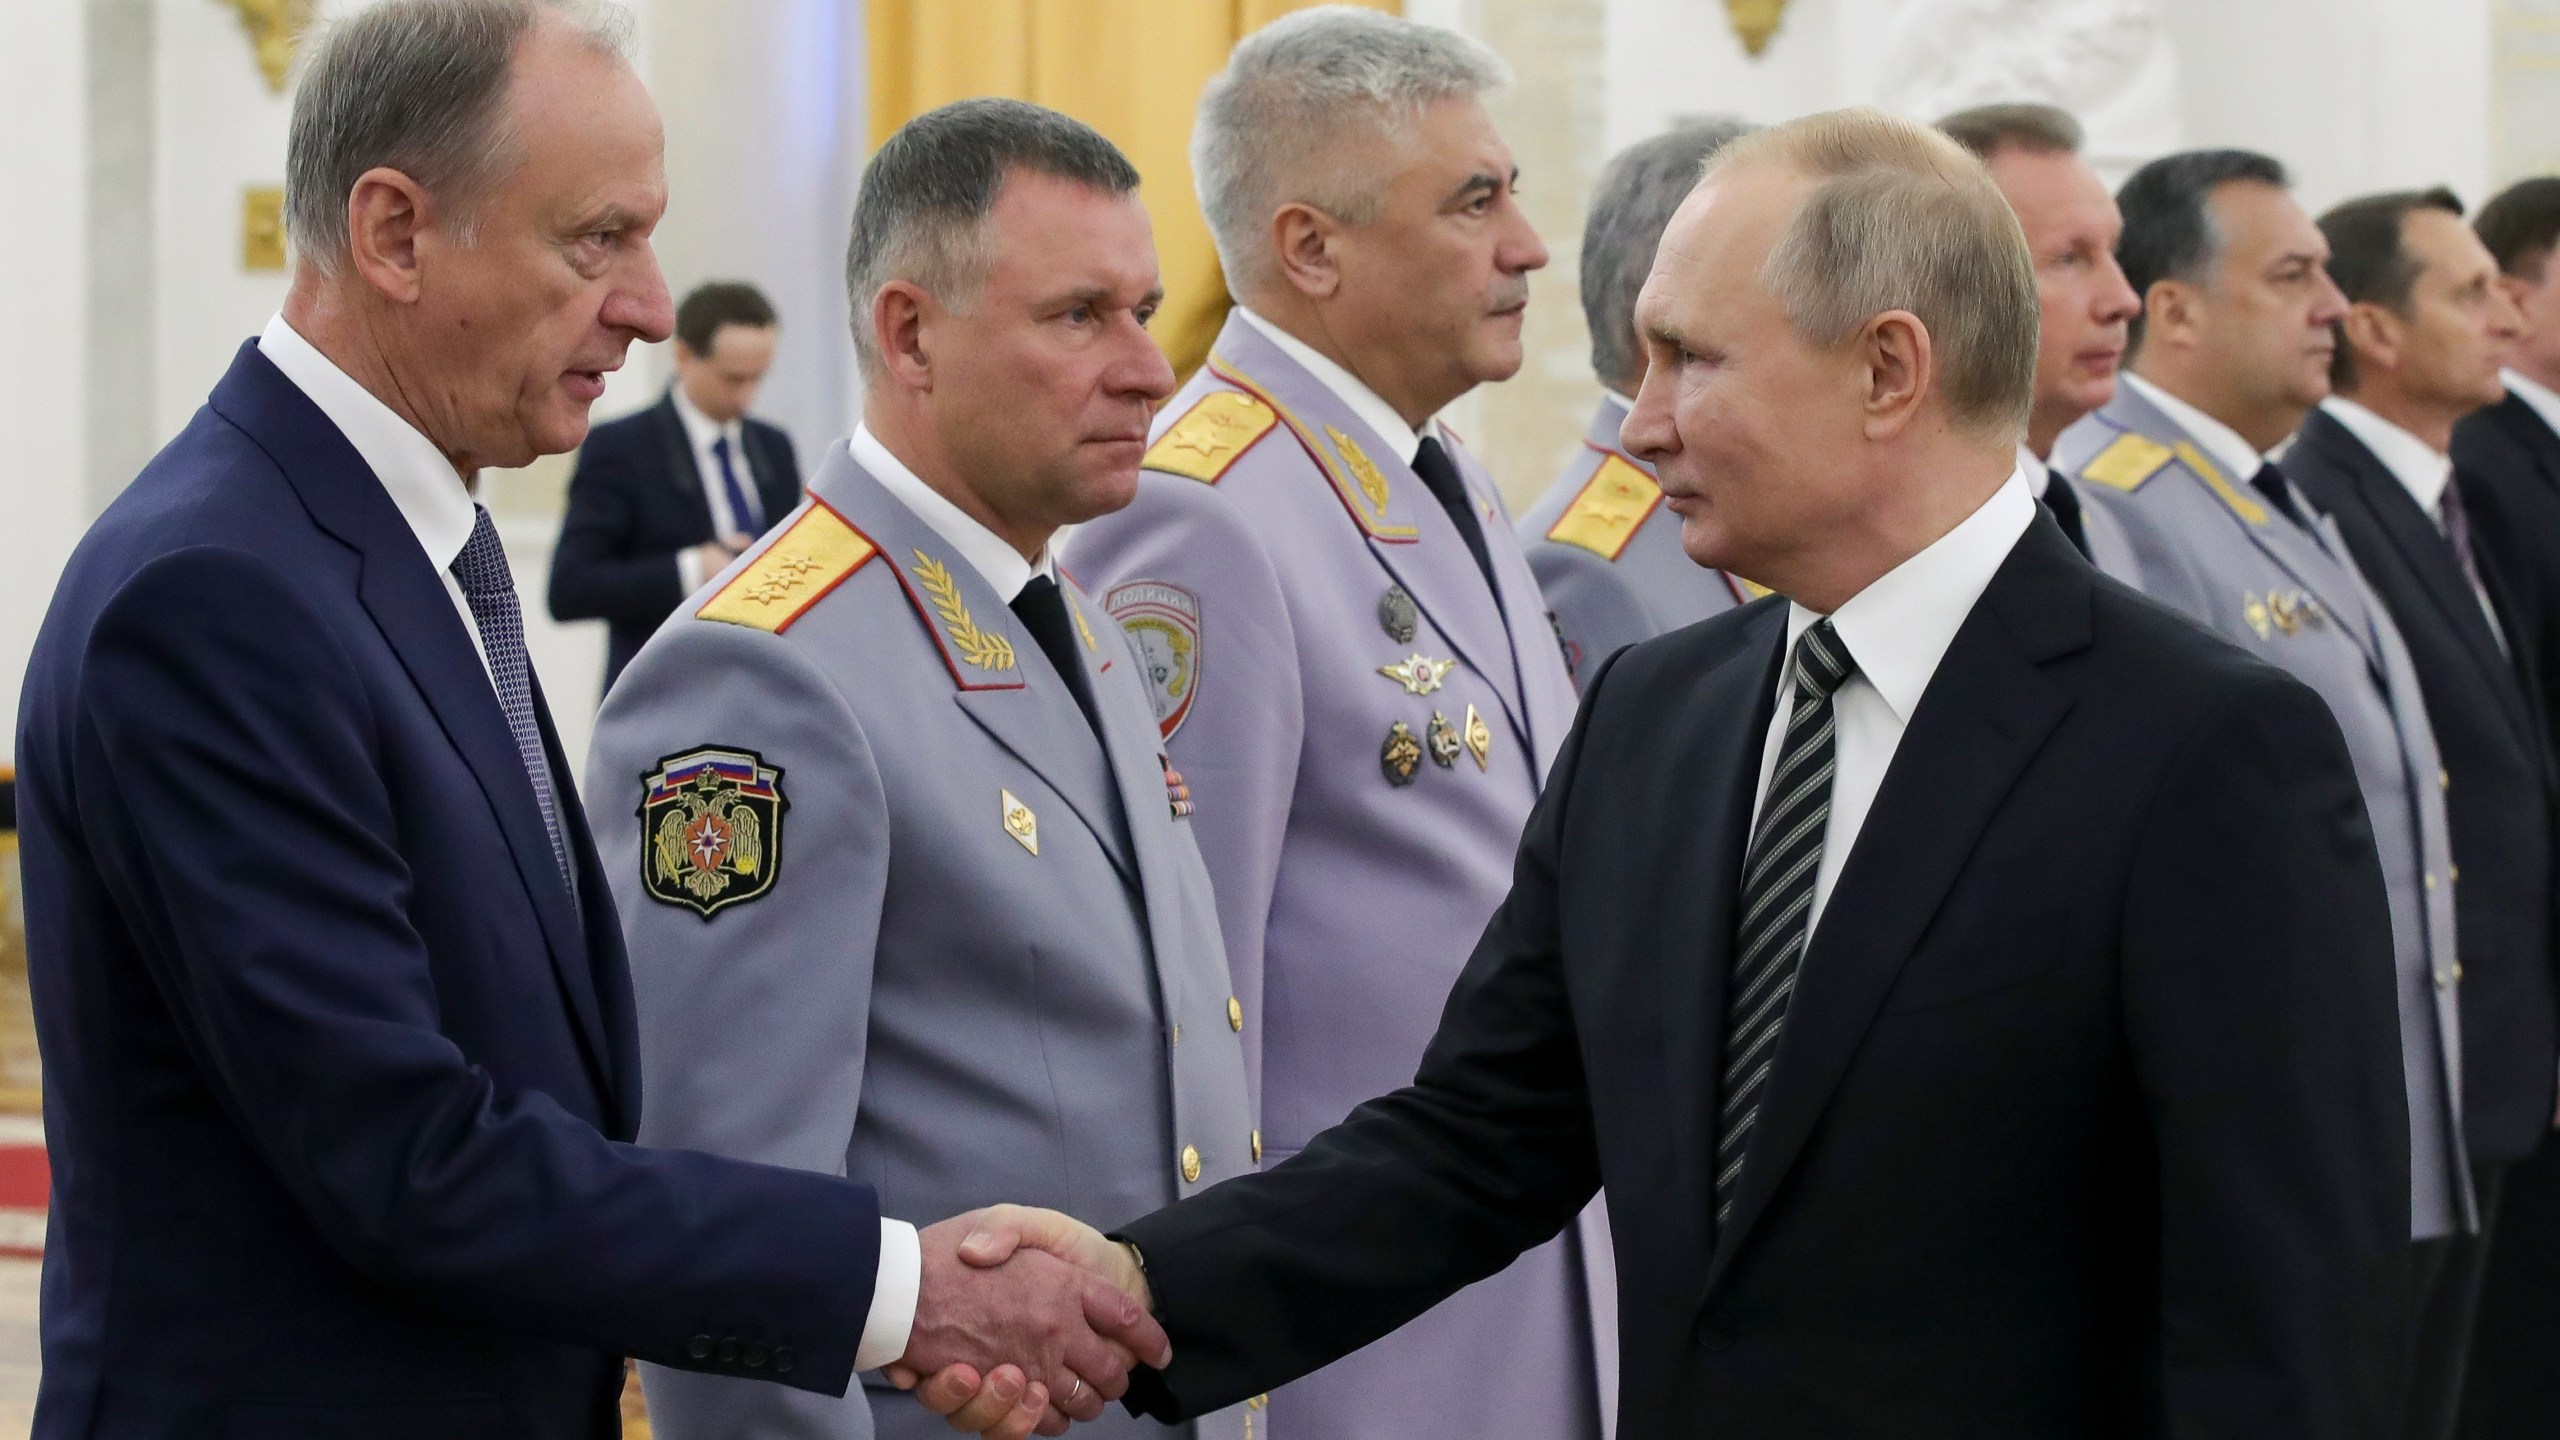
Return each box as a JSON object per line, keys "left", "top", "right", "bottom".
{"left": 1718, "top": 620, "right": 1857, "bottom": 1229}
{"left": 2250, "top": 462, "right": 2308, "bottom": 528}
{"left": 2041, "top": 470, "right": 2091, "bottom": 559}
{"left": 1010, "top": 574, "right": 1103, "bottom": 740}
{"left": 1413, "top": 435, "right": 1499, "bottom": 595}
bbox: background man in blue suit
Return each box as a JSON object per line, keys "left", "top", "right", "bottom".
{"left": 12, "top": 4, "right": 1159, "bottom": 1437}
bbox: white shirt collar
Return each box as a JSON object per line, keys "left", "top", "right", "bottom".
{"left": 2320, "top": 396, "right": 2453, "bottom": 517}
{"left": 669, "top": 381, "right": 743, "bottom": 455}
{"left": 1784, "top": 461, "right": 2038, "bottom": 725}
{"left": 2122, "top": 371, "right": 2269, "bottom": 486}
{"left": 2016, "top": 442, "right": 2052, "bottom": 497}
{"left": 2503, "top": 367, "right": 2560, "bottom": 440}
{"left": 1236, "top": 305, "right": 1429, "bottom": 463}
{"left": 849, "top": 423, "right": 1052, "bottom": 602}
{"left": 256, "top": 312, "right": 476, "bottom": 572}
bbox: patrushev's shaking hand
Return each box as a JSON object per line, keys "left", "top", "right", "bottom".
{"left": 888, "top": 1209, "right": 1168, "bottom": 1439}
{"left": 890, "top": 1207, "right": 1161, "bottom": 1437}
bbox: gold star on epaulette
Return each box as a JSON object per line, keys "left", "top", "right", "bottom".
{"left": 1143, "top": 391, "right": 1278, "bottom": 484}
{"left": 697, "top": 504, "right": 877, "bottom": 633}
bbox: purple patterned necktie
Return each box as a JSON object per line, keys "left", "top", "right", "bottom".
{"left": 450, "top": 505, "right": 577, "bottom": 900}
{"left": 2440, "top": 475, "right": 2483, "bottom": 591}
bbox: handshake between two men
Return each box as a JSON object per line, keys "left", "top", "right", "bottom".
{"left": 894, "top": 1208, "right": 1154, "bottom": 1440}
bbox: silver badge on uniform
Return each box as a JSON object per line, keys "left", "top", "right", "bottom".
{"left": 1378, "top": 585, "right": 1418, "bottom": 644}
{"left": 1105, "top": 580, "right": 1201, "bottom": 739}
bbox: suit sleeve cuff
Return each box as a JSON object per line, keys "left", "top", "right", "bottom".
{"left": 854, "top": 1217, "right": 921, "bottom": 1371}
{"left": 676, "top": 547, "right": 704, "bottom": 595}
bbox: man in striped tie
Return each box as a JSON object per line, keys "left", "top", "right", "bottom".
{"left": 933, "top": 107, "right": 2415, "bottom": 1440}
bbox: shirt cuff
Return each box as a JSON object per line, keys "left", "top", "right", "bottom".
{"left": 676, "top": 547, "right": 704, "bottom": 595}
{"left": 854, "top": 1217, "right": 921, "bottom": 1372}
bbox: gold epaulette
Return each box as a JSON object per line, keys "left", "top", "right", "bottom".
{"left": 696, "top": 501, "right": 877, "bottom": 634}
{"left": 2077, "top": 432, "right": 2176, "bottom": 493}
{"left": 1143, "top": 391, "right": 1278, "bottom": 483}
{"left": 1545, "top": 453, "right": 1663, "bottom": 561}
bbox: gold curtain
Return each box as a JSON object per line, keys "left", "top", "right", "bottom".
{"left": 867, "top": 0, "right": 1398, "bottom": 379}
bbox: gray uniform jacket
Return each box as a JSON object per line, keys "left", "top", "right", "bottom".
{"left": 1063, "top": 311, "right": 1614, "bottom": 1440}
{"left": 2057, "top": 385, "right": 2471, "bottom": 1238}
{"left": 1517, "top": 394, "right": 1748, "bottom": 685}
{"left": 591, "top": 448, "right": 1259, "bottom": 1440}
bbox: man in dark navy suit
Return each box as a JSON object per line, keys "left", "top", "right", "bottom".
{"left": 12, "top": 5, "right": 1159, "bottom": 1438}
{"left": 549, "top": 280, "right": 803, "bottom": 692}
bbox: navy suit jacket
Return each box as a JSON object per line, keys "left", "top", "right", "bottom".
{"left": 547, "top": 393, "right": 801, "bottom": 691}
{"left": 15, "top": 342, "right": 877, "bottom": 1440}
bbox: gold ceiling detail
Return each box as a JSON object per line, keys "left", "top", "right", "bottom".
{"left": 1725, "top": 0, "right": 1791, "bottom": 58}
{"left": 217, "top": 0, "right": 317, "bottom": 95}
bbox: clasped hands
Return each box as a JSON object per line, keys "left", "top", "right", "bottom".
{"left": 886, "top": 1205, "right": 1157, "bottom": 1440}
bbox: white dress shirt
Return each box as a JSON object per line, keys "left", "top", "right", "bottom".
{"left": 2121, "top": 371, "right": 2270, "bottom": 485}
{"left": 2017, "top": 442, "right": 2052, "bottom": 497}
{"left": 851, "top": 424, "right": 1055, "bottom": 600}
{"left": 670, "top": 386, "right": 766, "bottom": 593}
{"left": 1236, "top": 305, "right": 1436, "bottom": 464}
{"left": 2502, "top": 367, "right": 2560, "bottom": 439}
{"left": 263, "top": 314, "right": 922, "bottom": 1374}
{"left": 1749, "top": 464, "right": 2039, "bottom": 936}
{"left": 257, "top": 314, "right": 495, "bottom": 687}
{"left": 2323, "top": 396, "right": 2506, "bottom": 649}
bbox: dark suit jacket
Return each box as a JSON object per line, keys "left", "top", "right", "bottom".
{"left": 548, "top": 391, "right": 801, "bottom": 690}
{"left": 2288, "top": 409, "right": 2559, "bottom": 1166}
{"left": 1118, "top": 516, "right": 2413, "bottom": 1439}
{"left": 15, "top": 343, "right": 873, "bottom": 1439}
{"left": 2456, "top": 392, "right": 2560, "bottom": 760}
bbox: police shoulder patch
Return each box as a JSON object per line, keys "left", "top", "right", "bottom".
{"left": 1105, "top": 580, "right": 1202, "bottom": 738}
{"left": 1143, "top": 391, "right": 1278, "bottom": 484}
{"left": 2076, "top": 432, "right": 2176, "bottom": 494}
{"left": 1546, "top": 452, "right": 1663, "bottom": 561}
{"left": 697, "top": 501, "right": 877, "bottom": 633}
{"left": 639, "top": 747, "right": 787, "bottom": 918}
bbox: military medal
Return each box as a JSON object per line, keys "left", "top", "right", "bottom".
{"left": 1001, "top": 788, "right": 1040, "bottom": 855}
{"left": 638, "top": 747, "right": 788, "bottom": 918}
{"left": 1426, "top": 710, "right": 1462, "bottom": 768}
{"left": 1378, "top": 652, "right": 1457, "bottom": 696}
{"left": 1377, "top": 585, "right": 1418, "bottom": 644}
{"left": 1463, "top": 703, "right": 1492, "bottom": 771}
{"left": 1381, "top": 720, "right": 1423, "bottom": 787}
{"left": 1161, "top": 755, "right": 1194, "bottom": 820}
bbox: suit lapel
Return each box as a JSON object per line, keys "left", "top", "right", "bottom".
{"left": 1702, "top": 523, "right": 2084, "bottom": 1293}
{"left": 815, "top": 454, "right": 1139, "bottom": 885}
{"left": 2490, "top": 394, "right": 2560, "bottom": 496}
{"left": 215, "top": 345, "right": 619, "bottom": 1097}
{"left": 1642, "top": 606, "right": 1786, "bottom": 1301}
{"left": 654, "top": 394, "right": 716, "bottom": 535}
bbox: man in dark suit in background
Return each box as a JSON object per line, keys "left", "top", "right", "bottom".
{"left": 12, "top": 5, "right": 1163, "bottom": 1437}
{"left": 2286, "top": 188, "right": 2549, "bottom": 1440}
{"left": 931, "top": 107, "right": 2414, "bottom": 1440}
{"left": 2446, "top": 175, "right": 2560, "bottom": 1440}
{"left": 549, "top": 279, "right": 803, "bottom": 691}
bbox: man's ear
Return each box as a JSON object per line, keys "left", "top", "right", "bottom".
{"left": 873, "top": 281, "right": 936, "bottom": 391}
{"left": 2339, "top": 302, "right": 2402, "bottom": 377}
{"left": 344, "top": 168, "right": 437, "bottom": 305}
{"left": 1859, "top": 309, "right": 1932, "bottom": 440}
{"left": 1271, "top": 203, "right": 1344, "bottom": 301}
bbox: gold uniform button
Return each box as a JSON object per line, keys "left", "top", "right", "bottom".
{"left": 2450, "top": 864, "right": 2460, "bottom": 884}
{"left": 2440, "top": 767, "right": 2452, "bottom": 791}
{"left": 2425, "top": 872, "right": 2438, "bottom": 891}
{"left": 1228, "top": 996, "right": 1245, "bottom": 1031}
{"left": 1181, "top": 1145, "right": 1203, "bottom": 1183}
{"left": 2455, "top": 962, "right": 2465, "bottom": 983}
{"left": 1251, "top": 1128, "right": 1263, "bottom": 1162}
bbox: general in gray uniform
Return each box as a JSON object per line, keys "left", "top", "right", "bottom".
{"left": 1064, "top": 11, "right": 1610, "bottom": 1439}
{"left": 1519, "top": 122, "right": 1756, "bottom": 683}
{"left": 594, "top": 102, "right": 1255, "bottom": 1440}
{"left": 2057, "top": 152, "right": 2467, "bottom": 1260}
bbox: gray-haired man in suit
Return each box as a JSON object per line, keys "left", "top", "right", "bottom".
{"left": 1518, "top": 120, "right": 1756, "bottom": 684}
{"left": 2054, "top": 151, "right": 2471, "bottom": 1339}
{"left": 591, "top": 100, "right": 1254, "bottom": 1440}
{"left": 1062, "top": 9, "right": 1611, "bottom": 1439}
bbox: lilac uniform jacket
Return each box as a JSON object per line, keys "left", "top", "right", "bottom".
{"left": 1065, "top": 310, "right": 1615, "bottom": 1440}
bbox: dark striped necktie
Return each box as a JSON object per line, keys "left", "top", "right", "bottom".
{"left": 449, "top": 505, "right": 578, "bottom": 902}
{"left": 1717, "top": 618, "right": 1857, "bottom": 1227}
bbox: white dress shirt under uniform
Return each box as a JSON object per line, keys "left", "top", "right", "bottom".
{"left": 2322, "top": 396, "right": 2507, "bottom": 651}
{"left": 1237, "top": 305, "right": 1444, "bottom": 465}
{"left": 260, "top": 314, "right": 923, "bottom": 1374}
{"left": 2121, "top": 371, "right": 2270, "bottom": 486}
{"left": 1749, "top": 464, "right": 2039, "bottom": 938}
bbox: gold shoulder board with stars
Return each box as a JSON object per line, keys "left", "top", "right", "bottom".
{"left": 2171, "top": 440, "right": 2270, "bottom": 526}
{"left": 2076, "top": 432, "right": 2175, "bottom": 494}
{"left": 697, "top": 501, "right": 877, "bottom": 634}
{"left": 1547, "top": 452, "right": 1663, "bottom": 561}
{"left": 1143, "top": 391, "right": 1278, "bottom": 484}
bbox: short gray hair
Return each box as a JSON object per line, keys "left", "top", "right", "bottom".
{"left": 1935, "top": 102, "right": 2084, "bottom": 163}
{"left": 1583, "top": 119, "right": 1753, "bottom": 393}
{"left": 285, "top": 0, "right": 629, "bottom": 275}
{"left": 1194, "top": 6, "right": 1509, "bottom": 293}
{"left": 1710, "top": 108, "right": 2039, "bottom": 436}
{"left": 844, "top": 98, "right": 1142, "bottom": 381}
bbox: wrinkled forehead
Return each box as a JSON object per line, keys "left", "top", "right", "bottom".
{"left": 981, "top": 174, "right": 1162, "bottom": 300}
{"left": 1637, "top": 165, "right": 1812, "bottom": 315}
